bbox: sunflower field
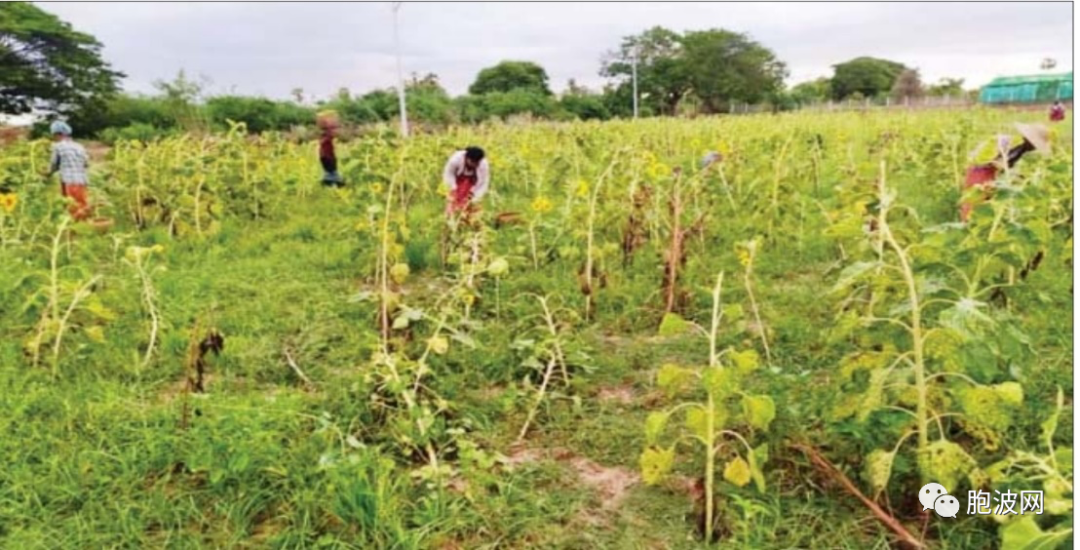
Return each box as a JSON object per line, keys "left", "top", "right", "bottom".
{"left": 0, "top": 109, "right": 1072, "bottom": 548}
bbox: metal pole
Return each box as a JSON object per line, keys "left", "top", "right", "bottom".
{"left": 392, "top": 2, "right": 408, "bottom": 137}
{"left": 631, "top": 49, "right": 639, "bottom": 119}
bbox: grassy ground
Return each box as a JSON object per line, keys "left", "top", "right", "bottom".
{"left": 0, "top": 111, "right": 1072, "bottom": 549}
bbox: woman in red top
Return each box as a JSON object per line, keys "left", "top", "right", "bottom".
{"left": 1049, "top": 100, "right": 1066, "bottom": 122}
{"left": 442, "top": 146, "right": 490, "bottom": 219}
{"left": 960, "top": 123, "right": 1049, "bottom": 221}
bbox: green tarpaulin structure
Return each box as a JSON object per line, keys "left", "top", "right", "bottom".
{"left": 979, "top": 73, "right": 1073, "bottom": 104}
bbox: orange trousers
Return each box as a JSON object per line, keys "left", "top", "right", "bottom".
{"left": 62, "top": 184, "right": 91, "bottom": 220}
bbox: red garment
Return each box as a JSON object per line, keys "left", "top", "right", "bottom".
{"left": 447, "top": 173, "right": 477, "bottom": 216}
{"left": 960, "top": 164, "right": 997, "bottom": 222}
{"left": 319, "top": 132, "right": 335, "bottom": 160}
{"left": 62, "top": 184, "right": 91, "bottom": 221}
{"left": 1050, "top": 105, "right": 1065, "bottom": 122}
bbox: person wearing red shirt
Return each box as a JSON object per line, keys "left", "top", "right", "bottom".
{"left": 317, "top": 113, "right": 344, "bottom": 187}
{"left": 961, "top": 123, "right": 1049, "bottom": 222}
{"left": 1049, "top": 100, "right": 1066, "bottom": 122}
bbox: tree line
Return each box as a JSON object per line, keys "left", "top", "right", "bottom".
{"left": 1, "top": 2, "right": 968, "bottom": 140}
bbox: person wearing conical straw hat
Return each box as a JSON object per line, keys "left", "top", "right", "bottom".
{"left": 960, "top": 122, "right": 1050, "bottom": 222}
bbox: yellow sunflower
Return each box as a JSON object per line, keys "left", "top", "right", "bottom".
{"left": 0, "top": 192, "right": 17, "bottom": 213}
{"left": 737, "top": 248, "right": 751, "bottom": 268}
{"left": 531, "top": 196, "right": 553, "bottom": 214}
{"left": 575, "top": 180, "right": 590, "bottom": 198}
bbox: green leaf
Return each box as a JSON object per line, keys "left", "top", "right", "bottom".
{"left": 702, "top": 367, "right": 738, "bottom": 399}
{"left": 685, "top": 404, "right": 727, "bottom": 441}
{"left": 685, "top": 407, "right": 709, "bottom": 441}
{"left": 84, "top": 325, "right": 105, "bottom": 343}
{"left": 865, "top": 449, "right": 896, "bottom": 494}
{"left": 857, "top": 369, "right": 889, "bottom": 422}
{"left": 741, "top": 395, "right": 776, "bottom": 432}
{"left": 828, "top": 394, "right": 860, "bottom": 421}
{"left": 992, "top": 382, "right": 1024, "bottom": 406}
{"left": 723, "top": 456, "right": 751, "bottom": 487}
{"left": 1040, "top": 387, "right": 1064, "bottom": 444}
{"left": 918, "top": 439, "right": 978, "bottom": 490}
{"left": 1053, "top": 448, "right": 1072, "bottom": 476}
{"left": 348, "top": 291, "right": 375, "bottom": 303}
{"left": 730, "top": 349, "right": 760, "bottom": 374}
{"left": 644, "top": 411, "right": 670, "bottom": 446}
{"left": 656, "top": 363, "right": 695, "bottom": 397}
{"left": 837, "top": 350, "right": 891, "bottom": 381}
{"left": 639, "top": 446, "right": 675, "bottom": 485}
{"left": 958, "top": 383, "right": 1022, "bottom": 432}
{"left": 658, "top": 313, "right": 692, "bottom": 336}
{"left": 450, "top": 332, "right": 477, "bottom": 348}
{"left": 831, "top": 261, "right": 878, "bottom": 293}
{"left": 998, "top": 516, "right": 1072, "bottom": 550}
{"left": 84, "top": 296, "right": 116, "bottom": 321}
{"left": 722, "top": 303, "right": 744, "bottom": 321}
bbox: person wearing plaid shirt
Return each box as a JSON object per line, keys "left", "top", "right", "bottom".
{"left": 45, "top": 121, "right": 91, "bottom": 220}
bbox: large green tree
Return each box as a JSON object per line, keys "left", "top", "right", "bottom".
{"left": 600, "top": 26, "right": 689, "bottom": 116}
{"left": 560, "top": 80, "right": 610, "bottom": 121}
{"left": 402, "top": 73, "right": 454, "bottom": 124}
{"left": 0, "top": 2, "right": 123, "bottom": 115}
{"left": 830, "top": 57, "right": 906, "bottom": 100}
{"left": 600, "top": 26, "right": 786, "bottom": 116}
{"left": 205, "top": 96, "right": 312, "bottom": 133}
{"left": 680, "top": 29, "right": 787, "bottom": 113}
{"left": 788, "top": 78, "right": 831, "bottom": 104}
{"left": 468, "top": 61, "right": 552, "bottom": 96}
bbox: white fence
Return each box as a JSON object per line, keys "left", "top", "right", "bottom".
{"left": 727, "top": 94, "right": 976, "bottom": 115}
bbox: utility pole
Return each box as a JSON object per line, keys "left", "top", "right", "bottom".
{"left": 631, "top": 47, "right": 639, "bottom": 119}
{"left": 392, "top": 2, "right": 408, "bottom": 137}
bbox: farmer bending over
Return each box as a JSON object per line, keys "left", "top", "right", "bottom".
{"left": 961, "top": 123, "right": 1049, "bottom": 222}
{"left": 45, "top": 121, "right": 91, "bottom": 220}
{"left": 443, "top": 146, "right": 489, "bottom": 218}
{"left": 1049, "top": 100, "right": 1066, "bottom": 122}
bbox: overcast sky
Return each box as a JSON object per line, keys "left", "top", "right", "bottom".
{"left": 38, "top": 1, "right": 1074, "bottom": 101}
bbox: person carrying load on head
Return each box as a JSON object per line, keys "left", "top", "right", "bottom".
{"left": 317, "top": 110, "right": 344, "bottom": 187}
{"left": 442, "top": 146, "right": 489, "bottom": 219}
{"left": 44, "top": 121, "right": 91, "bottom": 220}
{"left": 960, "top": 122, "right": 1050, "bottom": 222}
{"left": 1049, "top": 100, "right": 1066, "bottom": 122}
